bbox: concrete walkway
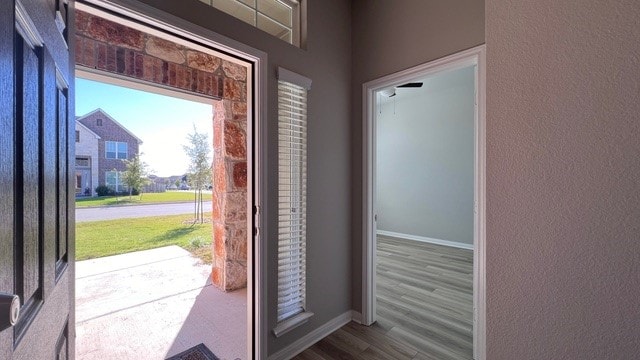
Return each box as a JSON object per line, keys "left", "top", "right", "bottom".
{"left": 75, "top": 202, "right": 213, "bottom": 222}
{"left": 76, "top": 246, "right": 246, "bottom": 360}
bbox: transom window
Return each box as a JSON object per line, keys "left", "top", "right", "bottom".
{"left": 200, "top": 0, "right": 301, "bottom": 46}
{"left": 105, "top": 141, "right": 127, "bottom": 159}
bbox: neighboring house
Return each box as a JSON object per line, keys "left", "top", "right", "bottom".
{"left": 74, "top": 120, "right": 101, "bottom": 196}
{"left": 76, "top": 108, "right": 143, "bottom": 193}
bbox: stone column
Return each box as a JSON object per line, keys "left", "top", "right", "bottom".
{"left": 211, "top": 61, "right": 248, "bottom": 291}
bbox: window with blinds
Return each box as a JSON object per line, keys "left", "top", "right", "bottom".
{"left": 277, "top": 77, "right": 308, "bottom": 323}
{"left": 200, "top": 0, "right": 302, "bottom": 46}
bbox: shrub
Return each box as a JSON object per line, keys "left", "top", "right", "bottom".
{"left": 95, "top": 185, "right": 114, "bottom": 197}
{"left": 116, "top": 188, "right": 139, "bottom": 196}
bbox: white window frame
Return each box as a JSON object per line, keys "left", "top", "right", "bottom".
{"left": 105, "top": 170, "right": 125, "bottom": 192}
{"left": 202, "top": 0, "right": 302, "bottom": 47}
{"left": 273, "top": 67, "right": 312, "bottom": 337}
{"left": 105, "top": 140, "right": 128, "bottom": 159}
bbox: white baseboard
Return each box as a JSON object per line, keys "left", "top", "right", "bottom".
{"left": 377, "top": 230, "right": 474, "bottom": 250}
{"left": 268, "top": 310, "right": 353, "bottom": 360}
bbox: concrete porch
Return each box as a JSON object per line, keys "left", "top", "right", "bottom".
{"left": 75, "top": 246, "right": 246, "bottom": 360}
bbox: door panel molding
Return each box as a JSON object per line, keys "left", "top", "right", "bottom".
{"left": 15, "top": 0, "right": 44, "bottom": 49}
{"left": 1, "top": 0, "right": 75, "bottom": 358}
{"left": 0, "top": 2, "right": 15, "bottom": 359}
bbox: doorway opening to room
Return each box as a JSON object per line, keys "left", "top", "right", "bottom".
{"left": 73, "top": 2, "right": 262, "bottom": 359}
{"left": 362, "top": 46, "right": 486, "bottom": 360}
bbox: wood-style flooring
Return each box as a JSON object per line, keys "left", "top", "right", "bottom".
{"left": 294, "top": 235, "right": 473, "bottom": 360}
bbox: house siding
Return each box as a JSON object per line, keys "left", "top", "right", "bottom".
{"left": 77, "top": 110, "right": 141, "bottom": 188}
{"left": 75, "top": 123, "right": 100, "bottom": 196}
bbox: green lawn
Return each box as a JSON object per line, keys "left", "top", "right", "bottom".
{"left": 76, "top": 213, "right": 213, "bottom": 263}
{"left": 75, "top": 191, "right": 212, "bottom": 208}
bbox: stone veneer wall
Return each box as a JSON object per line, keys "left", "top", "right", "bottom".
{"left": 75, "top": 10, "right": 248, "bottom": 291}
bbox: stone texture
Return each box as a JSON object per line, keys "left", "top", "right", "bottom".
{"left": 213, "top": 224, "right": 226, "bottom": 258}
{"left": 233, "top": 162, "right": 247, "bottom": 189}
{"left": 213, "top": 157, "right": 228, "bottom": 194}
{"left": 212, "top": 195, "right": 222, "bottom": 222}
{"left": 224, "top": 121, "right": 246, "bottom": 159}
{"left": 145, "top": 37, "right": 185, "bottom": 64}
{"left": 75, "top": 10, "right": 90, "bottom": 33}
{"left": 223, "top": 78, "right": 243, "bottom": 101}
{"left": 187, "top": 51, "right": 221, "bottom": 73}
{"left": 225, "top": 192, "right": 247, "bottom": 222}
{"left": 232, "top": 102, "right": 247, "bottom": 121}
{"left": 221, "top": 60, "right": 247, "bottom": 81}
{"left": 87, "top": 16, "right": 144, "bottom": 50}
{"left": 142, "top": 55, "right": 154, "bottom": 82}
{"left": 210, "top": 265, "right": 223, "bottom": 291}
{"left": 224, "top": 261, "right": 247, "bottom": 290}
{"left": 95, "top": 42, "right": 106, "bottom": 70}
{"left": 213, "top": 101, "right": 225, "bottom": 147}
{"left": 227, "top": 229, "right": 247, "bottom": 261}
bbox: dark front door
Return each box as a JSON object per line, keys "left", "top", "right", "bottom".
{"left": 0, "top": 0, "right": 75, "bottom": 359}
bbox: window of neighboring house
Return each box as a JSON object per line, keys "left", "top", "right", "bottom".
{"left": 105, "top": 141, "right": 128, "bottom": 159}
{"left": 75, "top": 130, "right": 80, "bottom": 142}
{"left": 75, "top": 157, "right": 90, "bottom": 167}
{"left": 201, "top": 0, "right": 303, "bottom": 47}
{"left": 105, "top": 171, "right": 126, "bottom": 192}
{"left": 97, "top": 118, "right": 103, "bottom": 126}
{"left": 273, "top": 68, "right": 312, "bottom": 337}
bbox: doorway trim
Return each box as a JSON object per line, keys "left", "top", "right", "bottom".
{"left": 361, "top": 45, "right": 486, "bottom": 360}
{"left": 76, "top": 1, "right": 268, "bottom": 358}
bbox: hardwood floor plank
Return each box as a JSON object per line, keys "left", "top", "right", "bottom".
{"left": 387, "top": 327, "right": 471, "bottom": 360}
{"left": 324, "top": 328, "right": 371, "bottom": 356}
{"left": 296, "top": 237, "right": 473, "bottom": 360}
{"left": 342, "top": 322, "right": 418, "bottom": 360}
{"left": 310, "top": 338, "right": 358, "bottom": 360}
{"left": 295, "top": 347, "right": 331, "bottom": 360}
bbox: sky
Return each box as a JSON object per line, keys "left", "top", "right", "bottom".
{"left": 76, "top": 78, "right": 214, "bottom": 177}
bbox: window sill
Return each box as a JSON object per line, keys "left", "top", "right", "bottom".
{"left": 272, "top": 311, "right": 314, "bottom": 338}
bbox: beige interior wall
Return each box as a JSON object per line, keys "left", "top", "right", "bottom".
{"left": 350, "top": 0, "right": 485, "bottom": 313}
{"left": 486, "top": 1, "right": 640, "bottom": 358}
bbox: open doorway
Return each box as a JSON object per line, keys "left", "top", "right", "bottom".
{"left": 362, "top": 46, "right": 486, "bottom": 360}
{"left": 73, "top": 3, "right": 257, "bottom": 359}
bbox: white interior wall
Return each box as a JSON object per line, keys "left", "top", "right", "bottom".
{"left": 376, "top": 66, "right": 475, "bottom": 245}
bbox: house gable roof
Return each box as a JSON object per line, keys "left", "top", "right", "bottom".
{"left": 75, "top": 120, "right": 101, "bottom": 139}
{"left": 76, "top": 108, "right": 143, "bottom": 144}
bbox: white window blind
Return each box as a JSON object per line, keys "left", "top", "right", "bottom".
{"left": 277, "top": 78, "right": 308, "bottom": 323}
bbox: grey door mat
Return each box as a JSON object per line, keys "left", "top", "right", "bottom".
{"left": 165, "top": 343, "right": 220, "bottom": 360}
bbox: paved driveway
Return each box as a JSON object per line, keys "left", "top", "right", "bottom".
{"left": 75, "top": 201, "right": 213, "bottom": 222}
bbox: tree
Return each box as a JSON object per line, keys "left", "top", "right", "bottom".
{"left": 122, "top": 154, "right": 150, "bottom": 200}
{"left": 183, "top": 125, "right": 212, "bottom": 223}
